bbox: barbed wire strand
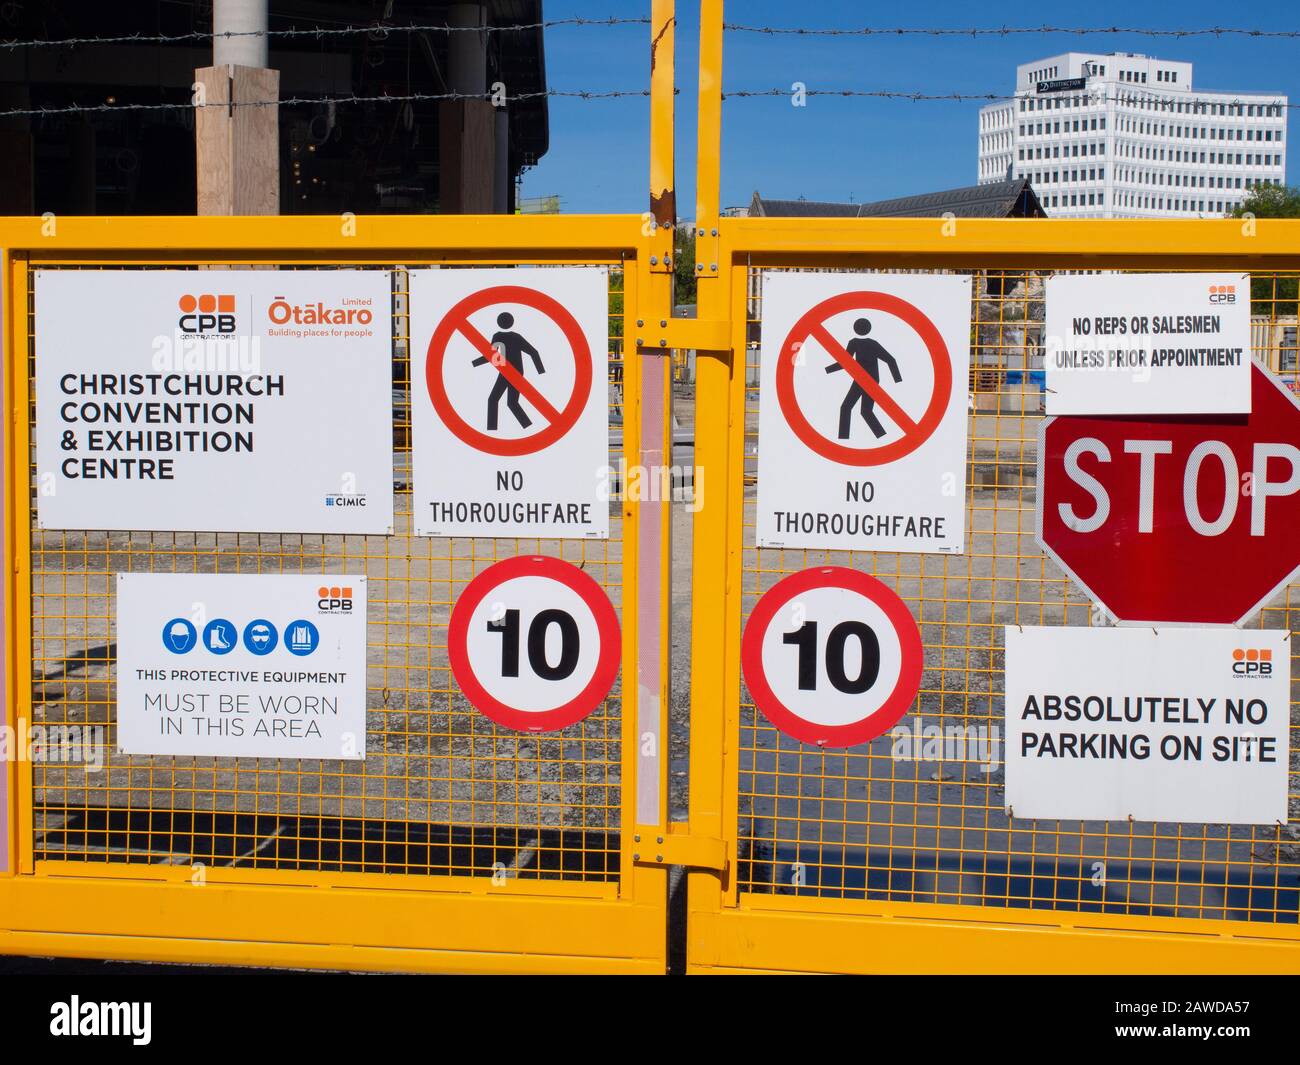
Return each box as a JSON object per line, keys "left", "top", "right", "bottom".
{"left": 0, "top": 17, "right": 649, "bottom": 52}
{"left": 722, "top": 87, "right": 1296, "bottom": 110}
{"left": 723, "top": 24, "right": 1300, "bottom": 39}
{"left": 4, "top": 82, "right": 1295, "bottom": 120}
{"left": 0, "top": 89, "right": 658, "bottom": 120}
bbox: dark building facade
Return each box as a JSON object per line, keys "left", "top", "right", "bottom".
{"left": 0, "top": 1, "right": 549, "bottom": 215}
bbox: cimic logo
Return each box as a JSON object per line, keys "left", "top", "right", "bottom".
{"left": 1232, "top": 647, "right": 1273, "bottom": 677}
{"left": 325, "top": 493, "right": 367, "bottom": 508}
{"left": 179, "top": 293, "right": 237, "bottom": 334}
{"left": 318, "top": 585, "right": 354, "bottom": 613}
{"left": 1209, "top": 284, "right": 1237, "bottom": 305}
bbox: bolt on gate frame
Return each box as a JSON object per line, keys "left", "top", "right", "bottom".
{"left": 0, "top": 1, "right": 1299, "bottom": 974}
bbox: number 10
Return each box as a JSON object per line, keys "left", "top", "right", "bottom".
{"left": 781, "top": 620, "right": 880, "bottom": 694}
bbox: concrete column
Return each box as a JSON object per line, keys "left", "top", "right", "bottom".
{"left": 196, "top": 0, "right": 279, "bottom": 214}
{"left": 440, "top": 2, "right": 498, "bottom": 213}
{"left": 447, "top": 4, "right": 487, "bottom": 94}
{"left": 214, "top": 0, "right": 269, "bottom": 68}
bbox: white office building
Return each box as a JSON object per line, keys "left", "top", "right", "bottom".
{"left": 977, "top": 53, "right": 1287, "bottom": 217}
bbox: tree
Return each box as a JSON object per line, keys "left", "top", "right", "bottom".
{"left": 1230, "top": 186, "right": 1300, "bottom": 314}
{"left": 674, "top": 227, "right": 697, "bottom": 307}
{"left": 1231, "top": 184, "right": 1300, "bottom": 219}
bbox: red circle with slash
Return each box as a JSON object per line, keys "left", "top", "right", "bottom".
{"left": 776, "top": 291, "right": 952, "bottom": 467}
{"left": 426, "top": 285, "right": 593, "bottom": 457}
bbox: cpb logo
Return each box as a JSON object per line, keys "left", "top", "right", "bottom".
{"left": 179, "top": 293, "right": 236, "bottom": 334}
{"left": 1232, "top": 647, "right": 1273, "bottom": 677}
{"left": 318, "top": 585, "right": 353, "bottom": 613}
{"left": 1209, "top": 284, "right": 1237, "bottom": 305}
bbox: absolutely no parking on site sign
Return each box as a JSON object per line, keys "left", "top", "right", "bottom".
{"left": 410, "top": 268, "right": 610, "bottom": 539}
{"left": 756, "top": 273, "right": 970, "bottom": 554}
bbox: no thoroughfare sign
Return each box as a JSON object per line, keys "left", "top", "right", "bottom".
{"left": 756, "top": 273, "right": 970, "bottom": 554}
{"left": 410, "top": 267, "right": 610, "bottom": 540}
{"left": 741, "top": 566, "right": 923, "bottom": 748}
{"left": 448, "top": 555, "right": 621, "bottom": 732}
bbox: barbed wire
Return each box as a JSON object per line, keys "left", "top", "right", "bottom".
{"left": 723, "top": 23, "right": 1300, "bottom": 39}
{"left": 4, "top": 82, "right": 1292, "bottom": 120}
{"left": 0, "top": 16, "right": 649, "bottom": 52}
{"left": 722, "top": 87, "right": 1299, "bottom": 110}
{"left": 724, "top": 89, "right": 1005, "bottom": 102}
{"left": 0, "top": 89, "right": 657, "bottom": 120}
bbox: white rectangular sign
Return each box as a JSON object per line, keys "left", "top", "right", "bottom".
{"left": 409, "top": 267, "right": 610, "bottom": 539}
{"left": 35, "top": 269, "right": 394, "bottom": 533}
{"left": 1045, "top": 272, "right": 1251, "bottom": 415}
{"left": 116, "top": 573, "right": 368, "bottom": 760}
{"left": 1005, "top": 626, "right": 1290, "bottom": 825}
{"left": 755, "top": 272, "right": 970, "bottom": 554}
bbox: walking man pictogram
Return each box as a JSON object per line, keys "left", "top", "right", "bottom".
{"left": 825, "top": 317, "right": 901, "bottom": 440}
{"left": 473, "top": 311, "right": 546, "bottom": 431}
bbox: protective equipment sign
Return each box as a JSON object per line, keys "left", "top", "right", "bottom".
{"left": 741, "top": 566, "right": 923, "bottom": 748}
{"left": 755, "top": 273, "right": 970, "bottom": 554}
{"left": 116, "top": 574, "right": 368, "bottom": 760}
{"left": 410, "top": 268, "right": 610, "bottom": 539}
{"left": 448, "top": 555, "right": 620, "bottom": 731}
{"left": 1004, "top": 626, "right": 1290, "bottom": 825}
{"left": 34, "top": 269, "right": 394, "bottom": 534}
{"left": 1045, "top": 272, "right": 1251, "bottom": 415}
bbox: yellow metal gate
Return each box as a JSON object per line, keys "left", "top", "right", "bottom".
{"left": 3, "top": 1, "right": 1300, "bottom": 975}
{"left": 0, "top": 216, "right": 673, "bottom": 973}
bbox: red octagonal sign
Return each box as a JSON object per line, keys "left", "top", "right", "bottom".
{"left": 1037, "top": 363, "right": 1300, "bottom": 626}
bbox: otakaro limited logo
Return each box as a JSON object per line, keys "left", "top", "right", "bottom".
{"left": 178, "top": 293, "right": 237, "bottom": 334}
{"left": 318, "top": 584, "right": 355, "bottom": 614}
{"left": 1232, "top": 647, "right": 1273, "bottom": 678}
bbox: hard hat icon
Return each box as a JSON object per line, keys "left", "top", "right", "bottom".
{"left": 162, "top": 618, "right": 197, "bottom": 654}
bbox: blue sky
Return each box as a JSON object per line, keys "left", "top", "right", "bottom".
{"left": 521, "top": 1, "right": 1300, "bottom": 217}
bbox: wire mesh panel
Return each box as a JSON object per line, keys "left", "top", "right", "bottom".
{"left": 26, "top": 260, "right": 629, "bottom": 884}
{"left": 734, "top": 262, "right": 1300, "bottom": 925}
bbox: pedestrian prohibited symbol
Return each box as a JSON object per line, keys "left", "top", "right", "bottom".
{"left": 425, "top": 285, "right": 593, "bottom": 458}
{"left": 741, "top": 566, "right": 923, "bottom": 748}
{"left": 755, "top": 273, "right": 970, "bottom": 554}
{"left": 448, "top": 555, "right": 621, "bottom": 732}
{"left": 776, "top": 290, "right": 953, "bottom": 467}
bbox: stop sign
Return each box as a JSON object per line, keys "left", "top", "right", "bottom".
{"left": 1037, "top": 363, "right": 1300, "bottom": 625}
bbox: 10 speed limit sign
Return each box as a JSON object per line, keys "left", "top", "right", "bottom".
{"left": 449, "top": 555, "right": 620, "bottom": 731}
{"left": 742, "top": 567, "right": 923, "bottom": 747}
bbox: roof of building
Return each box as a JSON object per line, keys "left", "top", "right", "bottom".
{"left": 749, "top": 179, "right": 1046, "bottom": 219}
